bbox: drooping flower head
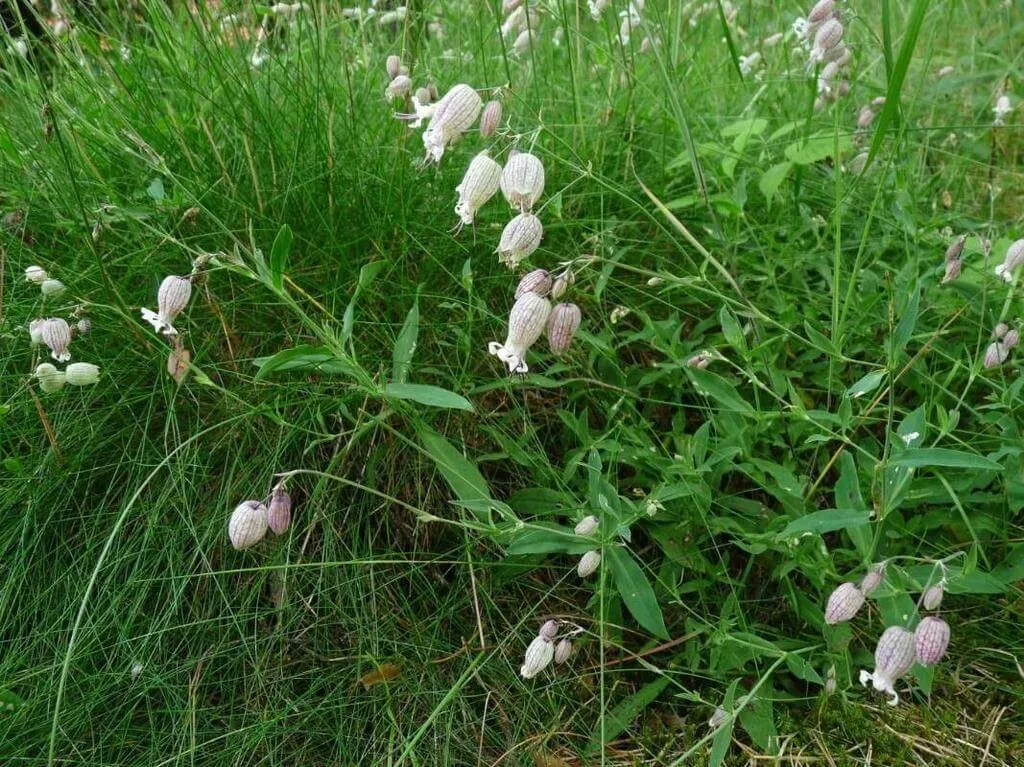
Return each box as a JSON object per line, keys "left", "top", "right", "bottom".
{"left": 497, "top": 213, "right": 543, "bottom": 268}
{"left": 859, "top": 626, "right": 916, "bottom": 705}
{"left": 554, "top": 638, "right": 573, "bottom": 664}
{"left": 994, "top": 239, "right": 1024, "bottom": 282}
{"left": 515, "top": 268, "right": 552, "bottom": 299}
{"left": 574, "top": 515, "right": 599, "bottom": 536}
{"left": 141, "top": 275, "right": 192, "bottom": 336}
{"left": 454, "top": 152, "right": 502, "bottom": 230}
{"left": 25, "top": 265, "right": 48, "bottom": 283}
{"left": 268, "top": 483, "right": 293, "bottom": 534}
{"left": 547, "top": 302, "right": 582, "bottom": 355}
{"left": 824, "top": 582, "right": 865, "bottom": 624}
{"left": 41, "top": 318, "right": 72, "bottom": 362}
{"left": 229, "top": 500, "right": 269, "bottom": 550}
{"left": 34, "top": 362, "right": 66, "bottom": 393}
{"left": 922, "top": 584, "right": 944, "bottom": 611}
{"left": 914, "top": 617, "right": 950, "bottom": 666}
{"left": 500, "top": 152, "right": 545, "bottom": 212}
{"left": 520, "top": 634, "right": 554, "bottom": 679}
{"left": 577, "top": 549, "right": 601, "bottom": 577}
{"left": 65, "top": 362, "right": 100, "bottom": 386}
{"left": 488, "top": 291, "right": 551, "bottom": 374}
{"left": 479, "top": 99, "right": 502, "bottom": 137}
{"left": 421, "top": 84, "right": 482, "bottom": 165}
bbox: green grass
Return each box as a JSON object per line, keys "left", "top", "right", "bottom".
{"left": 1, "top": 1, "right": 1023, "bottom": 764}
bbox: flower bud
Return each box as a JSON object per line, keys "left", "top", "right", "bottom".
{"left": 488, "top": 292, "right": 551, "bottom": 373}
{"left": 42, "top": 318, "right": 72, "bottom": 362}
{"left": 268, "top": 484, "right": 292, "bottom": 534}
{"left": 859, "top": 568, "right": 884, "bottom": 596}
{"left": 574, "top": 515, "right": 599, "bottom": 536}
{"left": 76, "top": 317, "right": 92, "bottom": 335}
{"left": 385, "top": 54, "right": 402, "bottom": 80}
{"left": 859, "top": 626, "right": 915, "bottom": 705}
{"left": 500, "top": 152, "right": 545, "bottom": 212}
{"left": 142, "top": 275, "right": 192, "bottom": 336}
{"left": 857, "top": 106, "right": 875, "bottom": 129}
{"left": 386, "top": 74, "right": 412, "bottom": 101}
{"left": 983, "top": 341, "right": 1008, "bottom": 370}
{"left": 554, "top": 638, "right": 572, "bottom": 664}
{"left": 914, "top": 616, "right": 950, "bottom": 666}
{"left": 34, "top": 362, "right": 66, "bottom": 393}
{"left": 707, "top": 707, "right": 727, "bottom": 729}
{"left": 941, "top": 258, "right": 962, "bottom": 284}
{"left": 546, "top": 302, "right": 582, "bottom": 355}
{"left": 515, "top": 268, "right": 552, "bottom": 299}
{"left": 65, "top": 362, "right": 100, "bottom": 386}
{"left": 944, "top": 236, "right": 965, "bottom": 263}
{"left": 551, "top": 270, "right": 574, "bottom": 300}
{"left": 520, "top": 634, "right": 554, "bottom": 679}
{"left": 824, "top": 582, "right": 864, "bottom": 624}
{"left": 25, "top": 265, "right": 48, "bottom": 283}
{"left": 1005, "top": 329, "right": 1020, "bottom": 349}
{"left": 41, "top": 278, "right": 67, "bottom": 297}
{"left": 687, "top": 352, "right": 712, "bottom": 369}
{"left": 497, "top": 213, "right": 543, "bottom": 268}
{"left": 922, "top": 584, "right": 944, "bottom": 611}
{"left": 577, "top": 550, "right": 601, "bottom": 578}
{"left": 229, "top": 501, "right": 269, "bottom": 550}
{"left": 807, "top": 0, "right": 835, "bottom": 24}
{"left": 539, "top": 619, "right": 559, "bottom": 640}
{"left": 479, "top": 99, "right": 502, "bottom": 137}
{"left": 454, "top": 152, "right": 502, "bottom": 228}
{"left": 993, "top": 323, "right": 1009, "bottom": 339}
{"left": 422, "top": 84, "right": 482, "bottom": 164}
{"left": 814, "top": 19, "right": 843, "bottom": 51}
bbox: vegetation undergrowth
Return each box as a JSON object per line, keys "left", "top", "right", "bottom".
{"left": 1, "top": 1, "right": 1022, "bottom": 764}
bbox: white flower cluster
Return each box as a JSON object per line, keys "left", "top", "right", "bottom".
{"left": 520, "top": 619, "right": 577, "bottom": 679}
{"left": 229, "top": 481, "right": 294, "bottom": 550}
{"left": 26, "top": 267, "right": 100, "bottom": 392}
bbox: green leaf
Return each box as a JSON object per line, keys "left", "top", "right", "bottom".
{"left": 607, "top": 546, "right": 669, "bottom": 640}
{"left": 686, "top": 368, "right": 753, "bottom": 415}
{"left": 507, "top": 526, "right": 595, "bottom": 555}
{"left": 758, "top": 162, "right": 792, "bottom": 207}
{"left": 253, "top": 345, "right": 358, "bottom": 379}
{"left": 836, "top": 453, "right": 871, "bottom": 559}
{"left": 392, "top": 297, "right": 419, "bottom": 384}
{"left": 343, "top": 260, "right": 389, "bottom": 342}
{"left": 709, "top": 712, "right": 735, "bottom": 767}
{"left": 586, "top": 677, "right": 671, "bottom": 756}
{"left": 383, "top": 383, "right": 473, "bottom": 411}
{"left": 146, "top": 177, "right": 165, "bottom": 202}
{"left": 738, "top": 693, "right": 776, "bottom": 753}
{"left": 416, "top": 426, "right": 491, "bottom": 508}
{"left": 888, "top": 449, "right": 1002, "bottom": 471}
{"left": 847, "top": 370, "right": 886, "bottom": 398}
{"left": 784, "top": 134, "right": 853, "bottom": 165}
{"left": 891, "top": 283, "right": 920, "bottom": 353}
{"left": 268, "top": 223, "right": 292, "bottom": 292}
{"left": 779, "top": 509, "right": 871, "bottom": 539}
{"left": 719, "top": 306, "right": 746, "bottom": 354}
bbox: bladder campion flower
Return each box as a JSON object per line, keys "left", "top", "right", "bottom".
{"left": 520, "top": 634, "right": 554, "bottom": 679}
{"left": 268, "top": 483, "right": 293, "bottom": 534}
{"left": 859, "top": 566, "right": 884, "bottom": 596}
{"left": 141, "top": 275, "right": 192, "bottom": 336}
{"left": 501, "top": 152, "right": 545, "bottom": 212}
{"left": 421, "top": 84, "right": 482, "bottom": 165}
{"left": 824, "top": 582, "right": 864, "bottom": 624}
{"left": 515, "top": 269, "right": 552, "bottom": 299}
{"left": 554, "top": 639, "right": 573, "bottom": 664}
{"left": 385, "top": 54, "right": 402, "bottom": 79}
{"left": 479, "top": 100, "right": 502, "bottom": 137}
{"left": 547, "top": 302, "right": 582, "bottom": 355}
{"left": 65, "top": 362, "right": 100, "bottom": 386}
{"left": 497, "top": 213, "right": 543, "bottom": 268}
{"left": 914, "top": 617, "right": 950, "bottom": 666}
{"left": 25, "top": 265, "right": 48, "bottom": 283}
{"left": 577, "top": 550, "right": 601, "bottom": 577}
{"left": 41, "top": 278, "right": 67, "bottom": 297}
{"left": 41, "top": 318, "right": 72, "bottom": 361}
{"left": 574, "top": 515, "right": 599, "bottom": 536}
{"left": 923, "top": 584, "right": 944, "bottom": 611}
{"left": 488, "top": 291, "right": 552, "bottom": 373}
{"left": 34, "top": 363, "right": 66, "bottom": 393}
{"left": 229, "top": 501, "right": 269, "bottom": 550}
{"left": 454, "top": 152, "right": 502, "bottom": 230}
{"left": 994, "top": 239, "right": 1024, "bottom": 282}
{"left": 993, "top": 95, "right": 1012, "bottom": 126}
{"left": 386, "top": 74, "right": 412, "bottom": 101}
{"left": 859, "top": 626, "right": 916, "bottom": 706}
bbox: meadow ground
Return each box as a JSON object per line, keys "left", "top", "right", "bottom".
{"left": 1, "top": 1, "right": 1023, "bottom": 765}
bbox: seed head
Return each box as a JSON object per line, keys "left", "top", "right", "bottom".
{"left": 34, "top": 363, "right": 66, "bottom": 393}
{"left": 914, "top": 616, "right": 950, "bottom": 666}
{"left": 386, "top": 74, "right": 412, "bottom": 101}
{"left": 554, "top": 638, "right": 573, "bottom": 664}
{"left": 25, "top": 265, "right": 48, "bottom": 283}
{"left": 994, "top": 239, "right": 1024, "bottom": 282}
{"left": 229, "top": 500, "right": 269, "bottom": 550}
{"left": 859, "top": 568, "right": 884, "bottom": 596}
{"left": 142, "top": 275, "right": 192, "bottom": 336}
{"left": 824, "top": 582, "right": 864, "bottom": 624}
{"left": 479, "top": 100, "right": 502, "bottom": 137}
{"left": 539, "top": 620, "right": 559, "bottom": 640}
{"left": 922, "top": 584, "right": 944, "bottom": 611}
{"left": 385, "top": 54, "right": 402, "bottom": 80}
{"left": 268, "top": 484, "right": 293, "bottom": 534}
{"left": 454, "top": 152, "right": 503, "bottom": 228}
{"left": 859, "top": 626, "right": 916, "bottom": 706}
{"left": 520, "top": 634, "right": 554, "bottom": 679}
{"left": 41, "top": 278, "right": 67, "bottom": 297}
{"left": 497, "top": 213, "right": 543, "bottom": 268}
{"left": 577, "top": 549, "right": 601, "bottom": 578}
{"left": 65, "top": 362, "right": 100, "bottom": 386}
{"left": 547, "top": 302, "right": 582, "bottom": 355}
{"left": 574, "top": 515, "right": 599, "bottom": 536}
{"left": 422, "top": 84, "right": 482, "bottom": 164}
{"left": 41, "top": 318, "right": 72, "bottom": 362}
{"left": 515, "top": 268, "right": 552, "bottom": 299}
{"left": 501, "top": 152, "right": 545, "bottom": 212}
{"left": 488, "top": 291, "right": 551, "bottom": 374}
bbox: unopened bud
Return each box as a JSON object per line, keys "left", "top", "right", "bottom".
{"left": 386, "top": 74, "right": 412, "bottom": 101}
{"left": 385, "top": 54, "right": 402, "bottom": 80}
{"left": 547, "top": 302, "right": 582, "bottom": 355}
{"left": 515, "top": 268, "right": 552, "bottom": 299}
{"left": 859, "top": 568, "right": 884, "bottom": 596}
{"left": 268, "top": 484, "right": 292, "bottom": 534}
{"left": 553, "top": 638, "right": 572, "bottom": 664}
{"left": 914, "top": 616, "right": 950, "bottom": 666}
{"left": 539, "top": 619, "right": 559, "bottom": 640}
{"left": 551, "top": 270, "right": 574, "bottom": 299}
{"left": 577, "top": 550, "right": 601, "bottom": 578}
{"left": 983, "top": 341, "right": 1008, "bottom": 369}
{"left": 25, "top": 265, "right": 48, "bottom": 283}
{"left": 76, "top": 317, "right": 92, "bottom": 335}
{"left": 574, "top": 515, "right": 599, "bottom": 536}
{"left": 34, "top": 363, "right": 66, "bottom": 393}
{"left": 922, "top": 584, "right": 944, "bottom": 611}
{"left": 824, "top": 582, "right": 865, "bottom": 624}
{"left": 479, "top": 100, "right": 502, "bottom": 137}
{"left": 229, "top": 501, "right": 269, "bottom": 550}
{"left": 41, "top": 278, "right": 67, "bottom": 297}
